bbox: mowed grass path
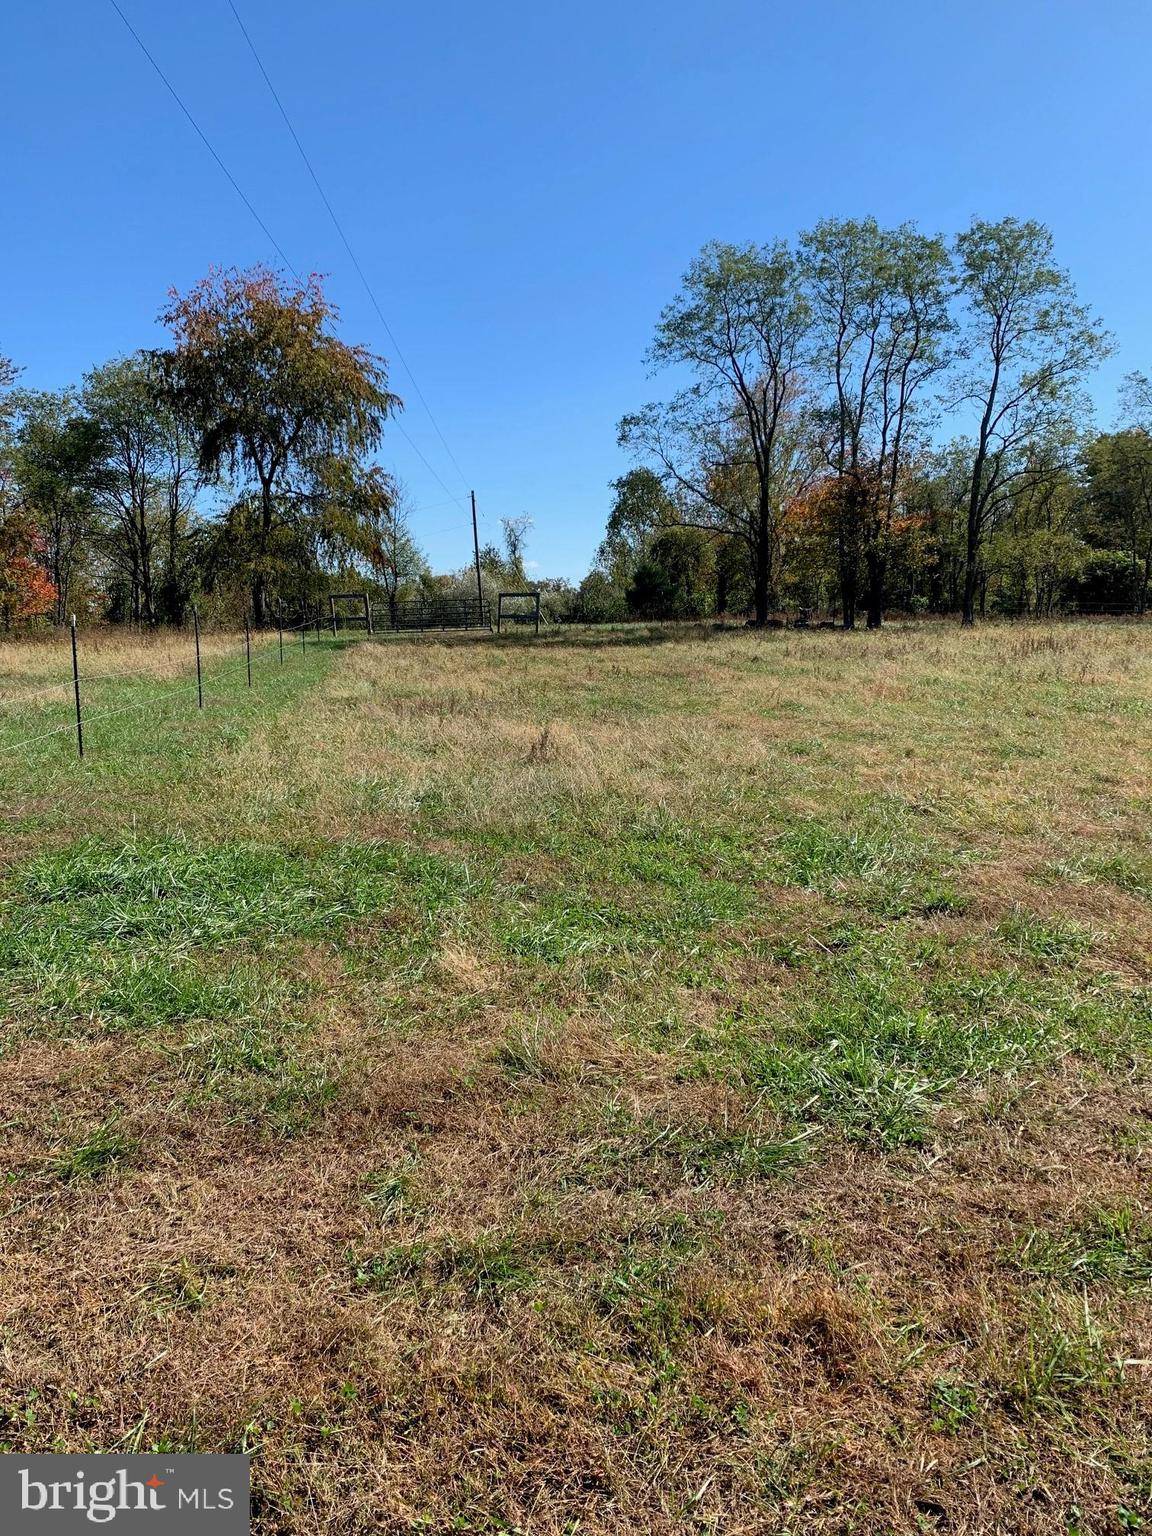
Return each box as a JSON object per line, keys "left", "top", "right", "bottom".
{"left": 1, "top": 621, "right": 1150, "bottom": 1534}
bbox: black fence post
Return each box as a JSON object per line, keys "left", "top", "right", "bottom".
{"left": 278, "top": 601, "right": 284, "bottom": 664}
{"left": 193, "top": 605, "right": 203, "bottom": 709}
{"left": 245, "top": 618, "right": 253, "bottom": 686}
{"left": 70, "top": 614, "right": 84, "bottom": 759}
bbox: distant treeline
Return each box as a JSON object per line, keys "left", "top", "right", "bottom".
{"left": 579, "top": 216, "right": 1152, "bottom": 628}
{"left": 3, "top": 219, "right": 1150, "bottom": 634}
{"left": 0, "top": 267, "right": 541, "bottom": 632}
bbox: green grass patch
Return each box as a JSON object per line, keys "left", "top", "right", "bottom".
{"left": 571, "top": 1101, "right": 806, "bottom": 1189}
{"left": 351, "top": 1233, "right": 540, "bottom": 1305}
{"left": 50, "top": 1118, "right": 136, "bottom": 1181}
{"left": 0, "top": 834, "right": 472, "bottom": 1035}
{"left": 771, "top": 809, "right": 965, "bottom": 918}
{"left": 1011, "top": 1207, "right": 1152, "bottom": 1290}
{"left": 739, "top": 934, "right": 1130, "bottom": 1147}
{"left": 179, "top": 1023, "right": 342, "bottom": 1137}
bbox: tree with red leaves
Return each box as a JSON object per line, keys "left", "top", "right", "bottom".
{"left": 1, "top": 353, "right": 57, "bottom": 625}
{"left": 0, "top": 509, "right": 56, "bottom": 627}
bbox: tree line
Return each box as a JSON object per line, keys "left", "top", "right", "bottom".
{"left": 5, "top": 220, "right": 1151, "bottom": 635}
{"left": 0, "top": 264, "right": 556, "bottom": 633}
{"left": 0, "top": 267, "right": 451, "bottom": 631}
{"left": 581, "top": 216, "right": 1152, "bottom": 627}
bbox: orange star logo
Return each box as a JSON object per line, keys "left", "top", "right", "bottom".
{"left": 146, "top": 1475, "right": 165, "bottom": 1489}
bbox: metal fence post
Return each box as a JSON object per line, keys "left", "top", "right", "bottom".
{"left": 245, "top": 618, "right": 253, "bottom": 687}
{"left": 70, "top": 614, "right": 84, "bottom": 759}
{"left": 193, "top": 605, "right": 203, "bottom": 709}
{"left": 278, "top": 601, "right": 284, "bottom": 664}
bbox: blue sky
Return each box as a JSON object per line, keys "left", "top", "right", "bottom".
{"left": 2, "top": 0, "right": 1150, "bottom": 579}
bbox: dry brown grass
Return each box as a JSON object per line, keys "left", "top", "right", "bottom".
{"left": 1, "top": 619, "right": 1150, "bottom": 1533}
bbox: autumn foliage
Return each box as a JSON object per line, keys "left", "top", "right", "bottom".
{"left": 0, "top": 510, "right": 56, "bottom": 626}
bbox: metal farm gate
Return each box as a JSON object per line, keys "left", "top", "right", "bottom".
{"left": 385, "top": 596, "right": 492, "bottom": 631}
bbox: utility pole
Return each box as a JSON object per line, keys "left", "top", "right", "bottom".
{"left": 471, "top": 490, "right": 485, "bottom": 623}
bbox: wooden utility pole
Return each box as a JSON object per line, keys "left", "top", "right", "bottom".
{"left": 471, "top": 490, "right": 485, "bottom": 621}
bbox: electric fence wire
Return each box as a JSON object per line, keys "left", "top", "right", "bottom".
{"left": 0, "top": 621, "right": 346, "bottom": 759}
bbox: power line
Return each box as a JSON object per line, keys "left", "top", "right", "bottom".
{"left": 225, "top": 0, "right": 472, "bottom": 500}
{"left": 104, "top": 0, "right": 470, "bottom": 515}
{"left": 106, "top": 0, "right": 299, "bottom": 278}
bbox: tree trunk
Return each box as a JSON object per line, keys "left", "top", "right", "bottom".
{"left": 838, "top": 524, "right": 858, "bottom": 631}
{"left": 961, "top": 482, "right": 982, "bottom": 627}
{"left": 253, "top": 478, "right": 275, "bottom": 628}
{"left": 864, "top": 545, "right": 884, "bottom": 629}
{"left": 840, "top": 563, "right": 857, "bottom": 630}
{"left": 752, "top": 500, "right": 771, "bottom": 626}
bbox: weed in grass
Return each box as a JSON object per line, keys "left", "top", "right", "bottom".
{"left": 592, "top": 1221, "right": 723, "bottom": 1358}
{"left": 179, "top": 1025, "right": 341, "bottom": 1136}
{"left": 752, "top": 1039, "right": 937, "bottom": 1146}
{"left": 494, "top": 1017, "right": 562, "bottom": 1081}
{"left": 572, "top": 1101, "right": 806, "bottom": 1189}
{"left": 737, "top": 927, "right": 1126, "bottom": 1146}
{"left": 351, "top": 1234, "right": 539, "bottom": 1305}
{"left": 7, "top": 835, "right": 466, "bottom": 954}
{"left": 10, "top": 955, "right": 281, "bottom": 1037}
{"left": 434, "top": 1235, "right": 539, "bottom": 1302}
{"left": 350, "top": 1241, "right": 432, "bottom": 1292}
{"left": 772, "top": 809, "right": 966, "bottom": 918}
{"left": 491, "top": 816, "right": 753, "bottom": 965}
{"left": 140, "top": 1259, "right": 211, "bottom": 1314}
{"left": 595, "top": 1252, "right": 694, "bottom": 1354}
{"left": 498, "top": 879, "right": 748, "bottom": 964}
{"left": 258, "top": 1060, "right": 342, "bottom": 1137}
{"left": 0, "top": 835, "right": 471, "bottom": 1037}
{"left": 928, "top": 1377, "right": 984, "bottom": 1432}
{"left": 1052, "top": 853, "right": 1152, "bottom": 902}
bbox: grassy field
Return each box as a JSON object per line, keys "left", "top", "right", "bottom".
{"left": 1, "top": 619, "right": 1150, "bottom": 1534}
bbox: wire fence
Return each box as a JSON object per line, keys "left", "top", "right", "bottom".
{"left": 0, "top": 604, "right": 358, "bottom": 763}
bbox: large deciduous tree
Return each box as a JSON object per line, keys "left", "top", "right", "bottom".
{"left": 800, "top": 218, "right": 954, "bottom": 628}
{"left": 83, "top": 353, "right": 203, "bottom": 625}
{"left": 159, "top": 266, "right": 399, "bottom": 625}
{"left": 953, "top": 217, "right": 1110, "bottom": 625}
{"left": 619, "top": 240, "right": 812, "bottom": 626}
{"left": 596, "top": 468, "right": 680, "bottom": 586}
